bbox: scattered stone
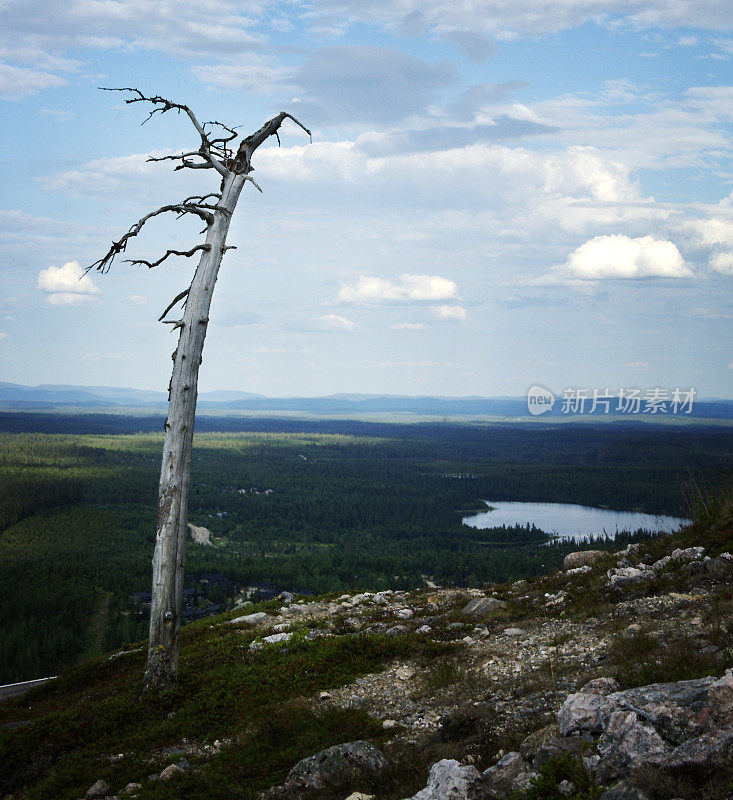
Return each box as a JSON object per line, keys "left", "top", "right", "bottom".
{"left": 382, "top": 719, "right": 397, "bottom": 729}
{"left": 159, "top": 763, "right": 185, "bottom": 781}
{"left": 607, "top": 567, "right": 652, "bottom": 589}
{"left": 709, "top": 670, "right": 733, "bottom": 726}
{"left": 519, "top": 724, "right": 556, "bottom": 761}
{"left": 250, "top": 632, "right": 293, "bottom": 650}
{"left": 597, "top": 710, "right": 670, "bottom": 779}
{"left": 481, "top": 751, "right": 529, "bottom": 795}
{"left": 344, "top": 794, "right": 375, "bottom": 800}
{"left": 409, "top": 759, "right": 480, "bottom": 800}
{"left": 395, "top": 608, "right": 414, "bottom": 619}
{"left": 85, "top": 780, "right": 110, "bottom": 800}
{"left": 599, "top": 780, "right": 651, "bottom": 800}
{"left": 319, "top": 691, "right": 331, "bottom": 701}
{"left": 558, "top": 779, "right": 576, "bottom": 796}
{"left": 229, "top": 611, "right": 269, "bottom": 626}
{"left": 502, "top": 628, "right": 524, "bottom": 637}
{"left": 581, "top": 677, "right": 620, "bottom": 696}
{"left": 122, "top": 783, "right": 142, "bottom": 795}
{"left": 462, "top": 597, "right": 507, "bottom": 617}
{"left": 558, "top": 692, "right": 610, "bottom": 736}
{"left": 285, "top": 741, "right": 386, "bottom": 790}
{"left": 563, "top": 550, "right": 607, "bottom": 570}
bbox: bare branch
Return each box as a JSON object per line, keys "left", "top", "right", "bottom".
{"left": 124, "top": 244, "right": 211, "bottom": 270}
{"left": 244, "top": 174, "right": 263, "bottom": 193}
{"left": 158, "top": 289, "right": 190, "bottom": 322}
{"left": 100, "top": 87, "right": 229, "bottom": 177}
{"left": 87, "top": 205, "right": 213, "bottom": 274}
{"left": 231, "top": 111, "right": 312, "bottom": 174}
{"left": 181, "top": 193, "right": 221, "bottom": 205}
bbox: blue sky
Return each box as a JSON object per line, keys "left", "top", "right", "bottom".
{"left": 1, "top": 1, "right": 732, "bottom": 398}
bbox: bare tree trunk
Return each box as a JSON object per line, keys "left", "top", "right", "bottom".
{"left": 143, "top": 172, "right": 245, "bottom": 692}
{"left": 87, "top": 90, "right": 310, "bottom": 693}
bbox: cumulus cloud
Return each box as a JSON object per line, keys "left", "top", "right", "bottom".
{"left": 433, "top": 304, "right": 467, "bottom": 321}
{"left": 38, "top": 260, "right": 100, "bottom": 304}
{"left": 339, "top": 274, "right": 457, "bottom": 303}
{"left": 0, "top": 63, "right": 66, "bottom": 99}
{"left": 710, "top": 252, "right": 733, "bottom": 275}
{"left": 311, "top": 313, "right": 355, "bottom": 331}
{"left": 391, "top": 322, "right": 425, "bottom": 329}
{"left": 554, "top": 235, "right": 693, "bottom": 281}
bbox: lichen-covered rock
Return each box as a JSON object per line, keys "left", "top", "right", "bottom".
{"left": 409, "top": 759, "right": 480, "bottom": 800}
{"left": 661, "top": 727, "right": 733, "bottom": 775}
{"left": 533, "top": 736, "right": 585, "bottom": 770}
{"left": 159, "top": 763, "right": 185, "bottom": 781}
{"left": 606, "top": 567, "right": 652, "bottom": 589}
{"left": 599, "top": 780, "right": 651, "bottom": 800}
{"left": 285, "top": 741, "right": 386, "bottom": 790}
{"left": 563, "top": 550, "right": 607, "bottom": 570}
{"left": 462, "top": 597, "right": 507, "bottom": 617}
{"left": 709, "top": 671, "right": 733, "bottom": 726}
{"left": 229, "top": 611, "right": 269, "bottom": 626}
{"left": 85, "top": 780, "right": 111, "bottom": 799}
{"left": 581, "top": 677, "right": 621, "bottom": 696}
{"left": 558, "top": 692, "right": 611, "bottom": 736}
{"left": 596, "top": 710, "right": 670, "bottom": 779}
{"left": 480, "top": 751, "right": 529, "bottom": 795}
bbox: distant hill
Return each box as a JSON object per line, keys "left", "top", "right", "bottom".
{"left": 0, "top": 382, "right": 731, "bottom": 419}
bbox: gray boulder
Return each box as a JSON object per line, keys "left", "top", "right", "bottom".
{"left": 563, "top": 550, "right": 607, "bottom": 570}
{"left": 606, "top": 567, "right": 652, "bottom": 589}
{"left": 480, "top": 752, "right": 529, "bottom": 795}
{"left": 462, "top": 597, "right": 506, "bottom": 617}
{"left": 709, "top": 671, "right": 733, "bottom": 726}
{"left": 662, "top": 727, "right": 733, "bottom": 775}
{"left": 285, "top": 741, "right": 385, "bottom": 790}
{"left": 599, "top": 780, "right": 651, "bottom": 800}
{"left": 229, "top": 611, "right": 269, "bottom": 626}
{"left": 596, "top": 710, "right": 670, "bottom": 779}
{"left": 409, "top": 759, "right": 480, "bottom": 800}
{"left": 558, "top": 692, "right": 611, "bottom": 736}
{"left": 85, "top": 780, "right": 111, "bottom": 800}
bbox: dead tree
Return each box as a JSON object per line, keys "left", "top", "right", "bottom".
{"left": 88, "top": 88, "right": 310, "bottom": 692}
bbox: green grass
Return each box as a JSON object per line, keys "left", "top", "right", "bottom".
{"left": 0, "top": 616, "right": 455, "bottom": 800}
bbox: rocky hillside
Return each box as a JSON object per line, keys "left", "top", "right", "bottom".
{"left": 1, "top": 492, "right": 731, "bottom": 800}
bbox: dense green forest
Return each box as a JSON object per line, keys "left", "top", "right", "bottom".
{"left": 0, "top": 418, "right": 731, "bottom": 683}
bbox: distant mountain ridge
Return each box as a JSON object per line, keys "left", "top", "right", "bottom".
{"left": 0, "top": 381, "right": 731, "bottom": 418}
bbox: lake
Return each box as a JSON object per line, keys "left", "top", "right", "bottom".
{"left": 462, "top": 500, "right": 690, "bottom": 541}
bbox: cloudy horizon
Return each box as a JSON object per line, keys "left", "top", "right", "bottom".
{"left": 1, "top": 1, "right": 731, "bottom": 398}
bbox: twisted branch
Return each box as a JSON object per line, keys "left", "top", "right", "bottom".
{"left": 125, "top": 244, "right": 211, "bottom": 270}
{"left": 87, "top": 204, "right": 213, "bottom": 274}
{"left": 231, "top": 111, "right": 311, "bottom": 174}
{"left": 158, "top": 289, "right": 190, "bottom": 322}
{"left": 100, "top": 87, "right": 229, "bottom": 177}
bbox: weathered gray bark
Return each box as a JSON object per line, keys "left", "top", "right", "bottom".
{"left": 143, "top": 171, "right": 244, "bottom": 691}
{"left": 87, "top": 89, "right": 309, "bottom": 692}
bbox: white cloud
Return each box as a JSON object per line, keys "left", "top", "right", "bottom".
{"left": 555, "top": 235, "right": 693, "bottom": 281}
{"left": 311, "top": 313, "right": 355, "bottom": 331}
{"left": 127, "top": 294, "right": 149, "bottom": 304}
{"left": 0, "top": 63, "right": 66, "bottom": 99}
{"left": 432, "top": 304, "right": 467, "bottom": 321}
{"left": 391, "top": 322, "right": 425, "bottom": 329}
{"left": 38, "top": 260, "right": 101, "bottom": 304}
{"left": 339, "top": 274, "right": 457, "bottom": 303}
{"left": 710, "top": 252, "right": 733, "bottom": 275}
{"left": 0, "top": 331, "right": 8, "bottom": 341}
